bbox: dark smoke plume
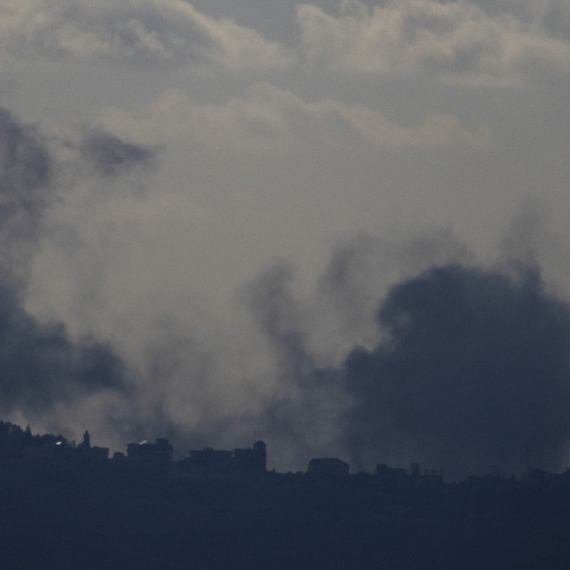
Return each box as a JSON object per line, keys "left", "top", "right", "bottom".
{"left": 0, "top": 109, "right": 132, "bottom": 420}
{"left": 344, "top": 264, "right": 570, "bottom": 478}
{"left": 2, "top": 104, "right": 569, "bottom": 481}
{"left": 0, "top": 282, "right": 126, "bottom": 415}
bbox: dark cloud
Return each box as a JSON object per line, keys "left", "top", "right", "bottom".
{"left": 80, "top": 132, "right": 157, "bottom": 178}
{"left": 343, "top": 264, "right": 570, "bottom": 478}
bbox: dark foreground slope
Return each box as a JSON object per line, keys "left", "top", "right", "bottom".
{"left": 1, "top": 468, "right": 570, "bottom": 570}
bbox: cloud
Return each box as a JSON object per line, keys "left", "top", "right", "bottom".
{"left": 343, "top": 263, "right": 570, "bottom": 478}
{"left": 543, "top": 0, "right": 570, "bottom": 41}
{"left": 2, "top": 0, "right": 569, "bottom": 84}
{"left": 98, "top": 84, "right": 492, "bottom": 153}
{"left": 297, "top": 0, "right": 570, "bottom": 85}
{"left": 0, "top": 0, "right": 290, "bottom": 70}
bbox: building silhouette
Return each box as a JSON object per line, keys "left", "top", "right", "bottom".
{"left": 307, "top": 458, "right": 350, "bottom": 477}
{"left": 126, "top": 438, "right": 173, "bottom": 472}
{"left": 182, "top": 440, "right": 266, "bottom": 476}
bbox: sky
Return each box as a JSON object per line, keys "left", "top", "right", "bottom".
{"left": 0, "top": 0, "right": 570, "bottom": 477}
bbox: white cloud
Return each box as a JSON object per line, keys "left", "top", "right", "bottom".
{"left": 98, "top": 83, "right": 492, "bottom": 153}
{"left": 2, "top": 0, "right": 568, "bottom": 86}
{"left": 0, "top": 0, "right": 291, "bottom": 70}
{"left": 297, "top": 0, "right": 570, "bottom": 84}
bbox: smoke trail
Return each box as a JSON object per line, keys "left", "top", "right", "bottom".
{"left": 239, "top": 261, "right": 348, "bottom": 470}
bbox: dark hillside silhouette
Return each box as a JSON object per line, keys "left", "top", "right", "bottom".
{"left": 1, "top": 421, "right": 570, "bottom": 569}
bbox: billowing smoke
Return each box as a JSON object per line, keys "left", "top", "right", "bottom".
{"left": 240, "top": 261, "right": 348, "bottom": 471}
{"left": 229, "top": 232, "right": 478, "bottom": 472}
{"left": 232, "top": 231, "right": 570, "bottom": 477}
{"left": 343, "top": 264, "right": 570, "bottom": 478}
{"left": 2, "top": 107, "right": 570, "bottom": 479}
{"left": 0, "top": 282, "right": 127, "bottom": 415}
{"left": 0, "top": 108, "right": 155, "bottom": 427}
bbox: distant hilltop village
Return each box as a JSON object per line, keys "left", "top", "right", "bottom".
{"left": 2, "top": 419, "right": 570, "bottom": 490}
{"left": 0, "top": 420, "right": 268, "bottom": 477}
{"left": 0, "top": 419, "right": 440, "bottom": 482}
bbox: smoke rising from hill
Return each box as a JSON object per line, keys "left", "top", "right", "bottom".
{"left": 0, "top": 109, "right": 155, "bottom": 425}
{"left": 343, "top": 264, "right": 570, "bottom": 478}
{"left": 0, "top": 107, "right": 569, "bottom": 477}
{"left": 237, "top": 230, "right": 570, "bottom": 477}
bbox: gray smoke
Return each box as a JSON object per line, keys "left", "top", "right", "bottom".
{"left": 343, "top": 263, "right": 570, "bottom": 478}
{"left": 232, "top": 227, "right": 570, "bottom": 477}
{"left": 0, "top": 109, "right": 156, "bottom": 424}
{"left": 2, "top": 106, "right": 569, "bottom": 480}
{"left": 0, "top": 283, "right": 127, "bottom": 415}
{"left": 240, "top": 261, "right": 348, "bottom": 470}
{"left": 0, "top": 109, "right": 52, "bottom": 284}
{"left": 227, "top": 232, "right": 476, "bottom": 472}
